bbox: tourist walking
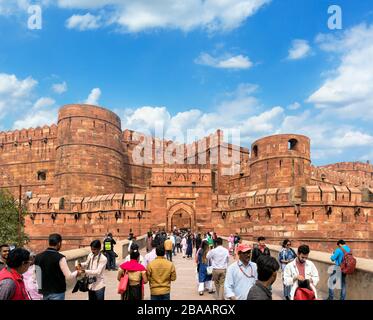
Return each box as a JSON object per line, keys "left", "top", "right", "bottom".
{"left": 207, "top": 237, "right": 229, "bottom": 300}
{"left": 195, "top": 233, "right": 202, "bottom": 253}
{"left": 144, "top": 240, "right": 158, "bottom": 268}
{"left": 225, "top": 243, "right": 257, "bottom": 300}
{"left": 147, "top": 245, "right": 176, "bottom": 300}
{"left": 0, "top": 244, "right": 10, "bottom": 271}
{"left": 146, "top": 232, "right": 153, "bottom": 253}
{"left": 23, "top": 252, "right": 43, "bottom": 300}
{"left": 283, "top": 244, "right": 319, "bottom": 300}
{"left": 124, "top": 243, "right": 145, "bottom": 266}
{"left": 78, "top": 240, "right": 107, "bottom": 301}
{"left": 278, "top": 239, "right": 297, "bottom": 300}
{"left": 186, "top": 234, "right": 193, "bottom": 259}
{"left": 247, "top": 255, "right": 280, "bottom": 300}
{"left": 326, "top": 239, "right": 353, "bottom": 300}
{"left": 0, "top": 248, "right": 31, "bottom": 300}
{"left": 197, "top": 240, "right": 214, "bottom": 295}
{"left": 181, "top": 236, "right": 187, "bottom": 258}
{"left": 118, "top": 249, "right": 148, "bottom": 300}
{"left": 176, "top": 234, "right": 182, "bottom": 253}
{"left": 233, "top": 233, "right": 241, "bottom": 258}
{"left": 164, "top": 236, "right": 173, "bottom": 262}
{"left": 103, "top": 233, "right": 117, "bottom": 271}
{"left": 171, "top": 233, "right": 176, "bottom": 256}
{"left": 35, "top": 233, "right": 82, "bottom": 300}
{"left": 206, "top": 232, "right": 214, "bottom": 249}
{"left": 251, "top": 236, "right": 271, "bottom": 263}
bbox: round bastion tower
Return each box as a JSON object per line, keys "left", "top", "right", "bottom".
{"left": 54, "top": 104, "right": 126, "bottom": 197}
{"left": 249, "top": 134, "right": 311, "bottom": 191}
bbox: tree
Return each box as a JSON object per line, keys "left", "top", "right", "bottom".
{"left": 0, "top": 189, "right": 29, "bottom": 247}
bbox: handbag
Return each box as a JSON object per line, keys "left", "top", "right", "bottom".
{"left": 118, "top": 271, "right": 129, "bottom": 294}
{"left": 206, "top": 266, "right": 213, "bottom": 275}
{"left": 72, "top": 277, "right": 89, "bottom": 293}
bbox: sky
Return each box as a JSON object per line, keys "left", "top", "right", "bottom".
{"left": 0, "top": 0, "right": 373, "bottom": 166}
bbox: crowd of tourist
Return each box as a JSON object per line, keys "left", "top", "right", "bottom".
{"left": 0, "top": 230, "right": 355, "bottom": 301}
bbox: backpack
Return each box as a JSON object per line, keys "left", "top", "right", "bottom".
{"left": 340, "top": 246, "right": 356, "bottom": 274}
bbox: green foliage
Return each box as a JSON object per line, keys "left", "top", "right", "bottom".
{"left": 0, "top": 189, "right": 29, "bottom": 247}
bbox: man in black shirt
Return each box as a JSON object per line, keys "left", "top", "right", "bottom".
{"left": 251, "top": 236, "right": 271, "bottom": 263}
{"left": 103, "top": 233, "right": 117, "bottom": 271}
{"left": 35, "top": 233, "right": 82, "bottom": 300}
{"left": 247, "top": 255, "right": 279, "bottom": 300}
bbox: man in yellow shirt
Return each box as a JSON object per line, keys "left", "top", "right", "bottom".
{"left": 147, "top": 245, "right": 176, "bottom": 300}
{"left": 164, "top": 236, "right": 173, "bottom": 261}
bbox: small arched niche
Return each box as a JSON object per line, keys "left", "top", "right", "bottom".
{"left": 288, "top": 138, "right": 298, "bottom": 151}
{"left": 252, "top": 145, "right": 258, "bottom": 158}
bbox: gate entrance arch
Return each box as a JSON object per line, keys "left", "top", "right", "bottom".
{"left": 167, "top": 202, "right": 195, "bottom": 232}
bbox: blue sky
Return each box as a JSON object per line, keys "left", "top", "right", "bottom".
{"left": 0, "top": 0, "right": 373, "bottom": 166}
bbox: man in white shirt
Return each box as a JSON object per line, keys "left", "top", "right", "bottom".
{"left": 206, "top": 237, "right": 229, "bottom": 300}
{"left": 225, "top": 243, "right": 257, "bottom": 300}
{"left": 283, "top": 244, "right": 319, "bottom": 300}
{"left": 78, "top": 240, "right": 107, "bottom": 300}
{"left": 144, "top": 240, "right": 158, "bottom": 268}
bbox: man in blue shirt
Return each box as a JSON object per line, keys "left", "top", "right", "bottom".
{"left": 327, "top": 239, "right": 350, "bottom": 300}
{"left": 224, "top": 243, "right": 257, "bottom": 300}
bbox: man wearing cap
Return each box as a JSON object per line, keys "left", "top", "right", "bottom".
{"left": 224, "top": 243, "right": 258, "bottom": 300}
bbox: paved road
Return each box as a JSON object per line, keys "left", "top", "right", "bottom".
{"left": 66, "top": 246, "right": 286, "bottom": 300}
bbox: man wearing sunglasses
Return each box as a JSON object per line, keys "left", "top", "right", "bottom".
{"left": 224, "top": 243, "right": 258, "bottom": 300}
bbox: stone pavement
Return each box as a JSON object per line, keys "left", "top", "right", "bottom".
{"left": 66, "top": 246, "right": 287, "bottom": 300}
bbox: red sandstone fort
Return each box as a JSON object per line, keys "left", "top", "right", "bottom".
{"left": 1, "top": 104, "right": 373, "bottom": 257}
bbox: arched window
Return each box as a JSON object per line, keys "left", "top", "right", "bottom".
{"left": 288, "top": 139, "right": 298, "bottom": 151}
{"left": 37, "top": 170, "right": 46, "bottom": 181}
{"left": 252, "top": 145, "right": 258, "bottom": 158}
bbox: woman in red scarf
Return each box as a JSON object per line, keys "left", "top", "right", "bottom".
{"left": 117, "top": 250, "right": 147, "bottom": 300}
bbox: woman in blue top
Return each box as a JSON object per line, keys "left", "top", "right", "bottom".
{"left": 197, "top": 240, "right": 213, "bottom": 295}
{"left": 278, "top": 239, "right": 297, "bottom": 300}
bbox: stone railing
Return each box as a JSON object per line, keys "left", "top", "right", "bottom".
{"left": 222, "top": 237, "right": 373, "bottom": 300}
{"left": 62, "top": 234, "right": 147, "bottom": 289}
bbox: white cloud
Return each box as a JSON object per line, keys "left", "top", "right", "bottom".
{"left": 13, "top": 108, "right": 57, "bottom": 129}
{"left": 12, "top": 96, "right": 57, "bottom": 129}
{"left": 287, "top": 39, "right": 311, "bottom": 60}
{"left": 308, "top": 23, "right": 373, "bottom": 120}
{"left": 33, "top": 97, "right": 56, "bottom": 109}
{"left": 85, "top": 88, "right": 101, "bottom": 105}
{"left": 66, "top": 13, "right": 102, "bottom": 30}
{"left": 195, "top": 53, "right": 253, "bottom": 70}
{"left": 121, "top": 83, "right": 284, "bottom": 143}
{"left": 0, "top": 0, "right": 51, "bottom": 16}
{"left": 52, "top": 81, "right": 67, "bottom": 94}
{"left": 58, "top": 0, "right": 270, "bottom": 33}
{"left": 0, "top": 73, "right": 37, "bottom": 118}
{"left": 287, "top": 102, "right": 301, "bottom": 110}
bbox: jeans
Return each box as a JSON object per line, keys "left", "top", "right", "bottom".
{"left": 88, "top": 287, "right": 105, "bottom": 301}
{"left": 43, "top": 292, "right": 65, "bottom": 300}
{"left": 172, "top": 244, "right": 176, "bottom": 255}
{"left": 105, "top": 251, "right": 117, "bottom": 270}
{"left": 283, "top": 284, "right": 291, "bottom": 299}
{"left": 151, "top": 293, "right": 170, "bottom": 300}
{"left": 328, "top": 266, "right": 346, "bottom": 300}
{"left": 176, "top": 244, "right": 181, "bottom": 253}
{"left": 166, "top": 250, "right": 173, "bottom": 262}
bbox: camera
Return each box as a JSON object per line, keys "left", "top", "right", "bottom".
{"left": 87, "top": 277, "right": 97, "bottom": 284}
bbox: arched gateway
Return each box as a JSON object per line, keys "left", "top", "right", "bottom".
{"left": 167, "top": 202, "right": 195, "bottom": 232}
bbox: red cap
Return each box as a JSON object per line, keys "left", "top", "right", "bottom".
{"left": 237, "top": 243, "right": 252, "bottom": 253}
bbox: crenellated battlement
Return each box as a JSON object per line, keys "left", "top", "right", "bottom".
{"left": 0, "top": 124, "right": 57, "bottom": 146}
